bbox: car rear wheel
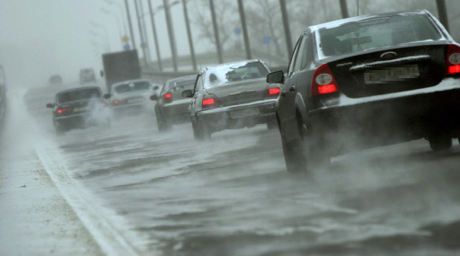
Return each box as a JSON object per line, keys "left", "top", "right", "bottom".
{"left": 266, "top": 118, "right": 278, "bottom": 130}
{"left": 155, "top": 108, "right": 172, "bottom": 132}
{"left": 429, "top": 135, "right": 452, "bottom": 151}
{"left": 192, "top": 121, "right": 211, "bottom": 141}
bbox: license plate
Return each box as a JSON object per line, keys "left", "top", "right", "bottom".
{"left": 364, "top": 65, "right": 419, "bottom": 84}
{"left": 127, "top": 98, "right": 144, "bottom": 104}
{"left": 73, "top": 106, "right": 89, "bottom": 112}
{"left": 230, "top": 108, "right": 259, "bottom": 118}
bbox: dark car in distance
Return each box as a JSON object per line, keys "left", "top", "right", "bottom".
{"left": 183, "top": 60, "right": 280, "bottom": 140}
{"left": 46, "top": 86, "right": 110, "bottom": 135}
{"left": 49, "top": 75, "right": 63, "bottom": 86}
{"left": 150, "top": 75, "right": 196, "bottom": 131}
{"left": 267, "top": 10, "right": 460, "bottom": 173}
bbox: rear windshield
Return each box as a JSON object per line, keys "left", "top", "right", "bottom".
{"left": 204, "top": 62, "right": 269, "bottom": 88}
{"left": 165, "top": 78, "right": 195, "bottom": 92}
{"left": 317, "top": 14, "right": 442, "bottom": 59}
{"left": 113, "top": 81, "right": 151, "bottom": 94}
{"left": 58, "top": 88, "right": 101, "bottom": 103}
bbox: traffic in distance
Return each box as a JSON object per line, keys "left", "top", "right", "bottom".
{"left": 45, "top": 10, "right": 460, "bottom": 174}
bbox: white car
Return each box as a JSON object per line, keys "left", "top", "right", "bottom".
{"left": 106, "top": 79, "right": 158, "bottom": 116}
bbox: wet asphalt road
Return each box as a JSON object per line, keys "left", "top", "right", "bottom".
{"left": 24, "top": 84, "right": 460, "bottom": 256}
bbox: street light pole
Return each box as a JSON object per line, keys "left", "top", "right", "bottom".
{"left": 147, "top": 0, "right": 163, "bottom": 72}
{"left": 209, "top": 0, "right": 223, "bottom": 64}
{"left": 279, "top": 0, "right": 293, "bottom": 57}
{"left": 133, "top": 0, "right": 148, "bottom": 66}
{"left": 237, "top": 0, "right": 251, "bottom": 60}
{"left": 182, "top": 0, "right": 197, "bottom": 71}
{"left": 101, "top": 8, "right": 123, "bottom": 48}
{"left": 90, "top": 21, "right": 111, "bottom": 52}
{"left": 163, "top": 0, "right": 179, "bottom": 72}
{"left": 138, "top": 0, "right": 152, "bottom": 63}
{"left": 123, "top": 0, "right": 136, "bottom": 50}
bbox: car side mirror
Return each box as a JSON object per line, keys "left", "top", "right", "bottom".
{"left": 153, "top": 85, "right": 159, "bottom": 91}
{"left": 103, "top": 94, "right": 111, "bottom": 99}
{"left": 46, "top": 103, "right": 54, "bottom": 108}
{"left": 150, "top": 95, "right": 159, "bottom": 101}
{"left": 267, "top": 70, "right": 284, "bottom": 84}
{"left": 182, "top": 90, "right": 193, "bottom": 98}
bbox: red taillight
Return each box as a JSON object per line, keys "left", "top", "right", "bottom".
{"left": 57, "top": 107, "right": 71, "bottom": 115}
{"left": 202, "top": 98, "right": 215, "bottom": 106}
{"left": 113, "top": 100, "right": 119, "bottom": 104}
{"left": 269, "top": 88, "right": 281, "bottom": 95}
{"left": 311, "top": 64, "right": 339, "bottom": 96}
{"left": 446, "top": 45, "right": 460, "bottom": 75}
{"left": 102, "top": 102, "right": 107, "bottom": 106}
{"left": 163, "top": 93, "right": 172, "bottom": 103}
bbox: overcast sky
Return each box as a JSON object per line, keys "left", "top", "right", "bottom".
{"left": 0, "top": 0, "right": 190, "bottom": 87}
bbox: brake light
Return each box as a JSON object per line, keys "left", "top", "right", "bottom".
{"left": 269, "top": 88, "right": 281, "bottom": 95}
{"left": 446, "top": 44, "right": 460, "bottom": 75}
{"left": 163, "top": 92, "right": 173, "bottom": 103}
{"left": 311, "top": 64, "right": 339, "bottom": 96}
{"left": 202, "top": 98, "right": 215, "bottom": 106}
{"left": 57, "top": 107, "right": 71, "bottom": 115}
{"left": 113, "top": 100, "right": 119, "bottom": 104}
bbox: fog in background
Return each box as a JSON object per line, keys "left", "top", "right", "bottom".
{"left": 1, "top": 0, "right": 459, "bottom": 88}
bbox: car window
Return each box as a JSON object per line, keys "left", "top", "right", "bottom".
{"left": 286, "top": 37, "right": 302, "bottom": 76}
{"left": 292, "top": 35, "right": 309, "bottom": 73}
{"left": 203, "top": 62, "right": 269, "bottom": 88}
{"left": 194, "top": 74, "right": 203, "bottom": 94}
{"left": 317, "top": 14, "right": 443, "bottom": 59}
{"left": 114, "top": 81, "right": 151, "bottom": 94}
{"left": 58, "top": 89, "right": 101, "bottom": 103}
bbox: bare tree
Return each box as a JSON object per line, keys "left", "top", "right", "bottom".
{"left": 191, "top": 0, "right": 238, "bottom": 50}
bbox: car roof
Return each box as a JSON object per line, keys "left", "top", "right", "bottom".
{"left": 308, "top": 10, "right": 431, "bottom": 33}
{"left": 166, "top": 75, "right": 197, "bottom": 83}
{"left": 111, "top": 79, "right": 151, "bottom": 87}
{"left": 201, "top": 59, "right": 265, "bottom": 73}
{"left": 56, "top": 86, "right": 102, "bottom": 95}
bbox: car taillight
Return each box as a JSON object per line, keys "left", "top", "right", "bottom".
{"left": 57, "top": 107, "right": 71, "bottom": 115}
{"left": 113, "top": 99, "right": 126, "bottom": 105}
{"left": 202, "top": 96, "right": 219, "bottom": 109}
{"left": 446, "top": 44, "right": 460, "bottom": 75}
{"left": 311, "top": 64, "right": 339, "bottom": 96}
{"left": 264, "top": 86, "right": 281, "bottom": 97}
{"left": 163, "top": 92, "right": 172, "bottom": 103}
{"left": 203, "top": 98, "right": 215, "bottom": 106}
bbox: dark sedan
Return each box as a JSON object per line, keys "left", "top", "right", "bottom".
{"left": 46, "top": 86, "right": 110, "bottom": 135}
{"left": 267, "top": 10, "right": 460, "bottom": 173}
{"left": 183, "top": 59, "right": 280, "bottom": 140}
{"left": 150, "top": 75, "right": 196, "bottom": 131}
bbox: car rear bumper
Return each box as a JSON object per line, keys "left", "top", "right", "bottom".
{"left": 309, "top": 78, "right": 460, "bottom": 154}
{"left": 53, "top": 113, "right": 99, "bottom": 130}
{"left": 162, "top": 102, "right": 191, "bottom": 124}
{"left": 196, "top": 99, "right": 277, "bottom": 132}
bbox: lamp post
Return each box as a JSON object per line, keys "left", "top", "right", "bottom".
{"left": 104, "top": 0, "right": 135, "bottom": 50}
{"left": 100, "top": 8, "right": 123, "bottom": 49}
{"left": 209, "top": 0, "right": 223, "bottom": 64}
{"left": 237, "top": 0, "right": 251, "bottom": 60}
{"left": 182, "top": 0, "right": 197, "bottom": 71}
{"left": 138, "top": 0, "right": 152, "bottom": 63}
{"left": 133, "top": 0, "right": 148, "bottom": 66}
{"left": 279, "top": 0, "right": 293, "bottom": 57}
{"left": 147, "top": 1, "right": 164, "bottom": 72}
{"left": 90, "top": 21, "right": 111, "bottom": 52}
{"left": 163, "top": 0, "right": 179, "bottom": 72}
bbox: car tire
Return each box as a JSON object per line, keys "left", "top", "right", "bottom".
{"left": 55, "top": 126, "right": 65, "bottom": 136}
{"left": 281, "top": 135, "right": 308, "bottom": 173}
{"left": 266, "top": 118, "right": 278, "bottom": 130}
{"left": 155, "top": 107, "right": 171, "bottom": 132}
{"left": 193, "top": 121, "right": 211, "bottom": 141}
{"left": 429, "top": 135, "right": 452, "bottom": 151}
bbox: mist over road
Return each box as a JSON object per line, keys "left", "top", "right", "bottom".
{"left": 2, "top": 83, "right": 460, "bottom": 256}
